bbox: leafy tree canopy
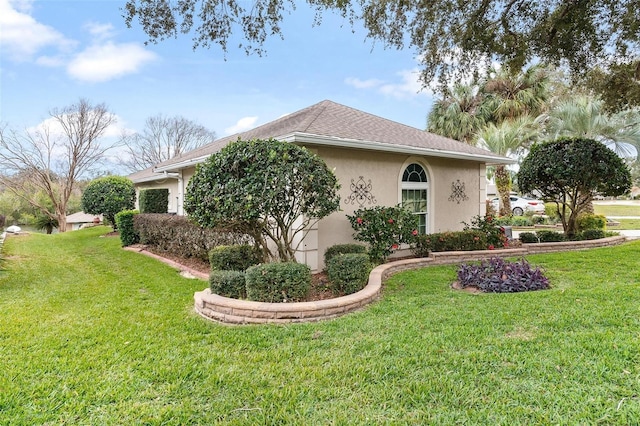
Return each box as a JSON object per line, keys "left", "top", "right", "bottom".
{"left": 123, "top": 0, "right": 640, "bottom": 86}
{"left": 184, "top": 139, "right": 341, "bottom": 262}
{"left": 581, "top": 61, "right": 640, "bottom": 113}
{"left": 517, "top": 137, "right": 631, "bottom": 236}
{"left": 81, "top": 176, "right": 136, "bottom": 230}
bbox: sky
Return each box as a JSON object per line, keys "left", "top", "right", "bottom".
{"left": 0, "top": 0, "right": 437, "bottom": 164}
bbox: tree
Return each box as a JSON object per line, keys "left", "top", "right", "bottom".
{"left": 0, "top": 99, "right": 117, "bottom": 232}
{"left": 582, "top": 61, "right": 640, "bottom": 113}
{"left": 544, "top": 96, "right": 640, "bottom": 158}
{"left": 123, "top": 0, "right": 639, "bottom": 86}
{"left": 517, "top": 138, "right": 631, "bottom": 237}
{"left": 81, "top": 176, "right": 136, "bottom": 230}
{"left": 120, "top": 115, "right": 216, "bottom": 172}
{"left": 184, "top": 139, "right": 341, "bottom": 262}
{"left": 476, "top": 117, "right": 541, "bottom": 215}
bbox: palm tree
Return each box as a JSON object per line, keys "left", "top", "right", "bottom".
{"left": 476, "top": 117, "right": 541, "bottom": 216}
{"left": 427, "top": 83, "right": 490, "bottom": 144}
{"left": 545, "top": 96, "right": 640, "bottom": 157}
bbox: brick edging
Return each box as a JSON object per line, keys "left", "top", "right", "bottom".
{"left": 193, "top": 235, "right": 627, "bottom": 325}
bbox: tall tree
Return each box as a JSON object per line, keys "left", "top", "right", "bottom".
{"left": 581, "top": 61, "right": 640, "bottom": 113}
{"left": 476, "top": 117, "right": 541, "bottom": 216}
{"left": 120, "top": 115, "right": 215, "bottom": 172}
{"left": 427, "top": 83, "right": 489, "bottom": 144}
{"left": 0, "top": 99, "right": 117, "bottom": 232}
{"left": 124, "top": 0, "right": 640, "bottom": 86}
{"left": 544, "top": 96, "right": 640, "bottom": 158}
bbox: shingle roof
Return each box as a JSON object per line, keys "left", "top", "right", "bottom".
{"left": 139, "top": 100, "right": 511, "bottom": 177}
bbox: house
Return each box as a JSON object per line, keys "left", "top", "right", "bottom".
{"left": 130, "top": 100, "right": 512, "bottom": 271}
{"left": 65, "top": 212, "right": 102, "bottom": 231}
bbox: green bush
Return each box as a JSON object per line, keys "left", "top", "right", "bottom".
{"left": 544, "top": 203, "right": 561, "bottom": 221}
{"left": 412, "top": 230, "right": 488, "bottom": 256}
{"left": 495, "top": 216, "right": 532, "bottom": 226}
{"left": 576, "top": 229, "right": 606, "bottom": 240}
{"left": 519, "top": 232, "right": 539, "bottom": 243}
{"left": 462, "top": 215, "right": 507, "bottom": 248}
{"left": 209, "top": 244, "right": 260, "bottom": 272}
{"left": 245, "top": 262, "right": 311, "bottom": 303}
{"left": 536, "top": 230, "right": 565, "bottom": 242}
{"left": 115, "top": 210, "right": 139, "bottom": 246}
{"left": 209, "top": 270, "right": 246, "bottom": 299}
{"left": 139, "top": 189, "right": 169, "bottom": 214}
{"left": 577, "top": 214, "right": 606, "bottom": 231}
{"left": 81, "top": 176, "right": 136, "bottom": 230}
{"left": 326, "top": 253, "right": 372, "bottom": 295}
{"left": 324, "top": 244, "right": 367, "bottom": 267}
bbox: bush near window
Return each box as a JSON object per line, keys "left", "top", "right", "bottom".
{"left": 138, "top": 189, "right": 169, "bottom": 214}
{"left": 134, "top": 214, "right": 250, "bottom": 261}
{"left": 457, "top": 257, "right": 550, "bottom": 293}
{"left": 245, "top": 262, "right": 311, "bottom": 303}
{"left": 412, "top": 230, "right": 488, "bottom": 257}
{"left": 347, "top": 205, "right": 419, "bottom": 264}
{"left": 462, "top": 215, "right": 508, "bottom": 249}
{"left": 115, "top": 210, "right": 139, "bottom": 246}
{"left": 209, "top": 270, "right": 247, "bottom": 299}
{"left": 209, "top": 244, "right": 260, "bottom": 272}
{"left": 326, "top": 253, "right": 372, "bottom": 296}
{"left": 577, "top": 214, "right": 606, "bottom": 231}
{"left": 324, "top": 244, "right": 367, "bottom": 268}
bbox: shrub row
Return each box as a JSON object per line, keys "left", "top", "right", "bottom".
{"left": 412, "top": 230, "right": 488, "bottom": 257}
{"left": 134, "top": 214, "right": 250, "bottom": 261}
{"left": 519, "top": 229, "right": 607, "bottom": 243}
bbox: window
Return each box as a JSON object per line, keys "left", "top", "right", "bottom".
{"left": 401, "top": 163, "right": 429, "bottom": 234}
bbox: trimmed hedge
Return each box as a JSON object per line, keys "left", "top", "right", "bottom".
{"left": 209, "top": 270, "right": 246, "bottom": 299}
{"left": 114, "top": 210, "right": 139, "bottom": 247}
{"left": 576, "top": 229, "right": 606, "bottom": 240}
{"left": 326, "top": 253, "right": 372, "bottom": 295}
{"left": 324, "top": 243, "right": 367, "bottom": 267}
{"left": 209, "top": 244, "right": 260, "bottom": 272}
{"left": 139, "top": 189, "right": 169, "bottom": 214}
{"left": 577, "top": 214, "right": 606, "bottom": 231}
{"left": 536, "top": 230, "right": 565, "bottom": 242}
{"left": 519, "top": 232, "right": 539, "bottom": 243}
{"left": 133, "top": 214, "right": 250, "bottom": 261}
{"left": 245, "top": 262, "right": 311, "bottom": 303}
{"left": 413, "top": 230, "right": 488, "bottom": 257}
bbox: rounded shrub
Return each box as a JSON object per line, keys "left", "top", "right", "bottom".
{"left": 518, "top": 232, "right": 538, "bottom": 243}
{"left": 576, "top": 229, "right": 606, "bottom": 240}
{"left": 209, "top": 244, "right": 260, "bottom": 272}
{"left": 536, "top": 230, "right": 565, "bottom": 242}
{"left": 324, "top": 243, "right": 367, "bottom": 267}
{"left": 577, "top": 214, "right": 606, "bottom": 231}
{"left": 114, "top": 210, "right": 139, "bottom": 246}
{"left": 245, "top": 262, "right": 311, "bottom": 303}
{"left": 209, "top": 270, "right": 246, "bottom": 299}
{"left": 326, "top": 253, "right": 372, "bottom": 295}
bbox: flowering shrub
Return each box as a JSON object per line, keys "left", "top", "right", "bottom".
{"left": 457, "top": 257, "right": 550, "bottom": 293}
{"left": 462, "top": 214, "right": 508, "bottom": 249}
{"left": 347, "top": 205, "right": 418, "bottom": 263}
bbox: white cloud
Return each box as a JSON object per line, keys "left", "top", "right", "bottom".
{"left": 0, "top": 0, "right": 76, "bottom": 61}
{"left": 345, "top": 68, "right": 431, "bottom": 100}
{"left": 224, "top": 116, "right": 258, "bottom": 135}
{"left": 344, "top": 77, "right": 385, "bottom": 89}
{"left": 67, "top": 42, "right": 157, "bottom": 83}
{"left": 84, "top": 21, "right": 116, "bottom": 41}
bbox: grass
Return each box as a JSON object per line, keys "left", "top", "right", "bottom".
{"left": 1, "top": 226, "right": 640, "bottom": 424}
{"left": 593, "top": 203, "right": 640, "bottom": 217}
{"left": 608, "top": 218, "right": 640, "bottom": 230}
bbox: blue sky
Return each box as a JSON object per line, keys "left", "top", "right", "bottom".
{"left": 1, "top": 0, "right": 436, "bottom": 152}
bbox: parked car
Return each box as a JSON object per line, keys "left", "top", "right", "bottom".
{"left": 490, "top": 196, "right": 546, "bottom": 216}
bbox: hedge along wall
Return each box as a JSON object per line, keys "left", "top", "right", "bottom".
{"left": 139, "top": 189, "right": 169, "bottom": 214}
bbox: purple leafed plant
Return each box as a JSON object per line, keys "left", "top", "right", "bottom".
{"left": 457, "top": 257, "right": 550, "bottom": 293}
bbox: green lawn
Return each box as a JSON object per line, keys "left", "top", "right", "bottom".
{"left": 593, "top": 203, "right": 640, "bottom": 217}
{"left": 1, "top": 227, "right": 640, "bottom": 424}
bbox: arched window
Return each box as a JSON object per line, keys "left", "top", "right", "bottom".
{"left": 402, "top": 163, "right": 429, "bottom": 234}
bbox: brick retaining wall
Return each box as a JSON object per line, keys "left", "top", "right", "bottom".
{"left": 195, "top": 235, "right": 627, "bottom": 325}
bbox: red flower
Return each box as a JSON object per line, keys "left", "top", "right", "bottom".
{"left": 388, "top": 218, "right": 394, "bottom": 224}
{"left": 356, "top": 217, "right": 363, "bottom": 224}
{"left": 488, "top": 244, "right": 495, "bottom": 250}
{"left": 473, "top": 236, "right": 479, "bottom": 241}
{"left": 412, "top": 229, "right": 418, "bottom": 236}
{"left": 392, "top": 244, "right": 399, "bottom": 250}
{"left": 486, "top": 216, "right": 492, "bottom": 222}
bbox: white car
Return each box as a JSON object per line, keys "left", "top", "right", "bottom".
{"left": 490, "top": 196, "right": 545, "bottom": 216}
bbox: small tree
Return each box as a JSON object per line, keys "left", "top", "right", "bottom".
{"left": 185, "top": 139, "right": 341, "bottom": 262}
{"left": 517, "top": 138, "right": 631, "bottom": 237}
{"left": 81, "top": 176, "right": 136, "bottom": 230}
